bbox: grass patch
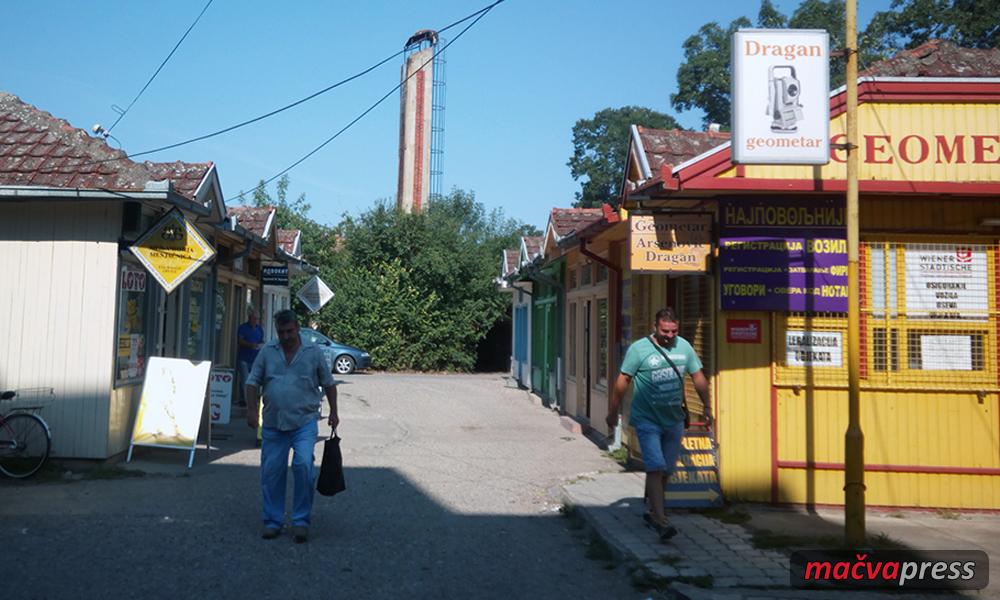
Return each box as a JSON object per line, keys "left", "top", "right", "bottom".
{"left": 659, "top": 553, "right": 682, "bottom": 565}
{"left": 604, "top": 447, "right": 628, "bottom": 466}
{"left": 868, "top": 532, "right": 908, "bottom": 549}
{"left": 751, "top": 530, "right": 840, "bottom": 550}
{"left": 696, "top": 505, "right": 752, "bottom": 525}
{"left": 677, "top": 575, "right": 714, "bottom": 588}
{"left": 936, "top": 508, "right": 961, "bottom": 520}
{"left": 887, "top": 511, "right": 905, "bottom": 519}
{"left": 584, "top": 532, "right": 615, "bottom": 562}
{"left": 629, "top": 568, "right": 670, "bottom": 593}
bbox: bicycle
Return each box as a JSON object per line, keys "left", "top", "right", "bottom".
{"left": 0, "top": 387, "right": 53, "bottom": 478}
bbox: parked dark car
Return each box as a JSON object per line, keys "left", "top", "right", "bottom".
{"left": 300, "top": 328, "right": 371, "bottom": 375}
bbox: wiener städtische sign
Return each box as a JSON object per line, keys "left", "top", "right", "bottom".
{"left": 719, "top": 197, "right": 847, "bottom": 312}
{"left": 731, "top": 29, "right": 830, "bottom": 165}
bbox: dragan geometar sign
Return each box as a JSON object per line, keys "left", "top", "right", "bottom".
{"left": 731, "top": 29, "right": 830, "bottom": 165}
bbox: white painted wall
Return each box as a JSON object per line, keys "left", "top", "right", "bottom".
{"left": 0, "top": 202, "right": 120, "bottom": 458}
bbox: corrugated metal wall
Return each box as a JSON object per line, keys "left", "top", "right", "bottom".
{"left": 721, "top": 103, "right": 1000, "bottom": 183}
{"left": 718, "top": 197, "right": 1000, "bottom": 508}
{"left": 0, "top": 202, "right": 120, "bottom": 459}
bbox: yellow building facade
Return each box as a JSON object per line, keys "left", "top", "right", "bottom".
{"left": 623, "top": 78, "right": 1000, "bottom": 509}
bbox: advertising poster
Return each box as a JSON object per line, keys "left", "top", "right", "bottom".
{"left": 731, "top": 29, "right": 830, "bottom": 164}
{"left": 904, "top": 245, "right": 988, "bottom": 321}
{"left": 665, "top": 432, "right": 722, "bottom": 508}
{"left": 129, "top": 357, "right": 211, "bottom": 457}
{"left": 786, "top": 330, "right": 843, "bottom": 367}
{"left": 719, "top": 197, "right": 847, "bottom": 312}
{"left": 209, "top": 368, "right": 235, "bottom": 425}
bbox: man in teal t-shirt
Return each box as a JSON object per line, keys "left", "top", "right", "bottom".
{"left": 606, "top": 307, "right": 711, "bottom": 541}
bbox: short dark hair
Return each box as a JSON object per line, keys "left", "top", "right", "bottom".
{"left": 273, "top": 309, "right": 299, "bottom": 327}
{"left": 654, "top": 307, "right": 678, "bottom": 324}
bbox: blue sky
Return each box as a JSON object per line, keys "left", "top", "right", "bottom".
{"left": 5, "top": 1, "right": 893, "bottom": 233}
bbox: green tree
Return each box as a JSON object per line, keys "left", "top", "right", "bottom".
{"left": 568, "top": 106, "right": 680, "bottom": 209}
{"left": 315, "top": 190, "right": 540, "bottom": 371}
{"left": 757, "top": 0, "right": 788, "bottom": 28}
{"left": 248, "top": 174, "right": 338, "bottom": 267}
{"left": 671, "top": 17, "right": 751, "bottom": 129}
{"left": 865, "top": 0, "right": 1000, "bottom": 57}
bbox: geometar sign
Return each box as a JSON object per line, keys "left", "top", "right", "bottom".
{"left": 129, "top": 208, "right": 216, "bottom": 294}
{"left": 629, "top": 213, "right": 712, "bottom": 273}
{"left": 731, "top": 29, "right": 830, "bottom": 165}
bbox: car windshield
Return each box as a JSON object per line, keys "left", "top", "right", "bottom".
{"left": 302, "top": 329, "right": 328, "bottom": 345}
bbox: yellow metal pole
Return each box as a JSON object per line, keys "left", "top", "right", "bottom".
{"left": 844, "top": 0, "right": 866, "bottom": 547}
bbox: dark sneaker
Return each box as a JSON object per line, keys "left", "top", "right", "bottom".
{"left": 261, "top": 527, "right": 280, "bottom": 540}
{"left": 643, "top": 512, "right": 678, "bottom": 542}
{"left": 292, "top": 525, "right": 308, "bottom": 544}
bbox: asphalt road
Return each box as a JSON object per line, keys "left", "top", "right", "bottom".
{"left": 2, "top": 373, "right": 653, "bottom": 599}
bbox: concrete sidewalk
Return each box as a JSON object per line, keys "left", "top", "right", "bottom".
{"left": 562, "top": 471, "right": 994, "bottom": 600}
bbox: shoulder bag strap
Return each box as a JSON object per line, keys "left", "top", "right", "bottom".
{"left": 648, "top": 335, "right": 689, "bottom": 414}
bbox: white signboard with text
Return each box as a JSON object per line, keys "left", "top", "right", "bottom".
{"left": 128, "top": 356, "right": 212, "bottom": 468}
{"left": 905, "top": 245, "right": 988, "bottom": 321}
{"left": 209, "top": 368, "right": 235, "bottom": 425}
{"left": 732, "top": 29, "right": 830, "bottom": 164}
{"left": 786, "top": 330, "right": 842, "bottom": 367}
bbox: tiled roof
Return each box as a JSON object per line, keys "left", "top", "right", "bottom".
{"left": 277, "top": 228, "right": 301, "bottom": 256}
{"left": 549, "top": 207, "right": 604, "bottom": 238}
{"left": 504, "top": 249, "right": 519, "bottom": 274}
{"left": 636, "top": 126, "right": 730, "bottom": 174}
{"left": 523, "top": 235, "right": 543, "bottom": 259}
{"left": 0, "top": 92, "right": 211, "bottom": 202}
{"left": 227, "top": 205, "right": 274, "bottom": 239}
{"left": 862, "top": 40, "right": 1000, "bottom": 78}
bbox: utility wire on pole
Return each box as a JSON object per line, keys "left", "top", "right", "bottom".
{"left": 227, "top": 0, "right": 504, "bottom": 203}
{"left": 106, "top": 0, "right": 215, "bottom": 134}
{"left": 79, "top": 0, "right": 504, "bottom": 169}
{"left": 844, "top": 0, "right": 866, "bottom": 548}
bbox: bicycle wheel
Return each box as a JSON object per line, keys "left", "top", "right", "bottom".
{"left": 0, "top": 413, "right": 51, "bottom": 478}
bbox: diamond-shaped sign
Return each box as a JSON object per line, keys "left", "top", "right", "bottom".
{"left": 130, "top": 208, "right": 216, "bottom": 294}
{"left": 297, "top": 275, "right": 334, "bottom": 313}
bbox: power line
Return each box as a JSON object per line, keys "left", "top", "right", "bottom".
{"left": 84, "top": 0, "right": 503, "bottom": 168}
{"left": 227, "top": 0, "right": 504, "bottom": 204}
{"left": 106, "top": 0, "right": 214, "bottom": 133}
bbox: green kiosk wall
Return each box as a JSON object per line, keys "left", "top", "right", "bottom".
{"left": 530, "top": 259, "right": 563, "bottom": 410}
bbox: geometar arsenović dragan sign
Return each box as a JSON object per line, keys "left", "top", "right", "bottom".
{"left": 129, "top": 208, "right": 216, "bottom": 294}
{"left": 731, "top": 29, "right": 830, "bottom": 165}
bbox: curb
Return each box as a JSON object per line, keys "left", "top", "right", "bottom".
{"left": 560, "top": 491, "right": 691, "bottom": 597}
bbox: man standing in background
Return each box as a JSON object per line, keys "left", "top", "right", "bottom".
{"left": 236, "top": 308, "right": 264, "bottom": 407}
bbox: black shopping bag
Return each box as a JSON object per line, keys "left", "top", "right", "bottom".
{"left": 316, "top": 432, "right": 346, "bottom": 496}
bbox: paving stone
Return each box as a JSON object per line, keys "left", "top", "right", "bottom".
{"left": 713, "top": 576, "right": 745, "bottom": 588}
{"left": 649, "top": 564, "right": 679, "bottom": 579}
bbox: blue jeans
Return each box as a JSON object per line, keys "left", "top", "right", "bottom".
{"left": 634, "top": 421, "right": 685, "bottom": 475}
{"left": 260, "top": 420, "right": 318, "bottom": 529}
{"left": 237, "top": 360, "right": 251, "bottom": 404}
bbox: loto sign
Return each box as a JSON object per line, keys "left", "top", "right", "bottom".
{"left": 629, "top": 213, "right": 712, "bottom": 274}
{"left": 731, "top": 29, "right": 830, "bottom": 165}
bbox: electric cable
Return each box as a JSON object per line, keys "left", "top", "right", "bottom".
{"left": 106, "top": 0, "right": 215, "bottom": 133}
{"left": 226, "top": 0, "right": 504, "bottom": 203}
{"left": 81, "top": 0, "right": 503, "bottom": 168}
